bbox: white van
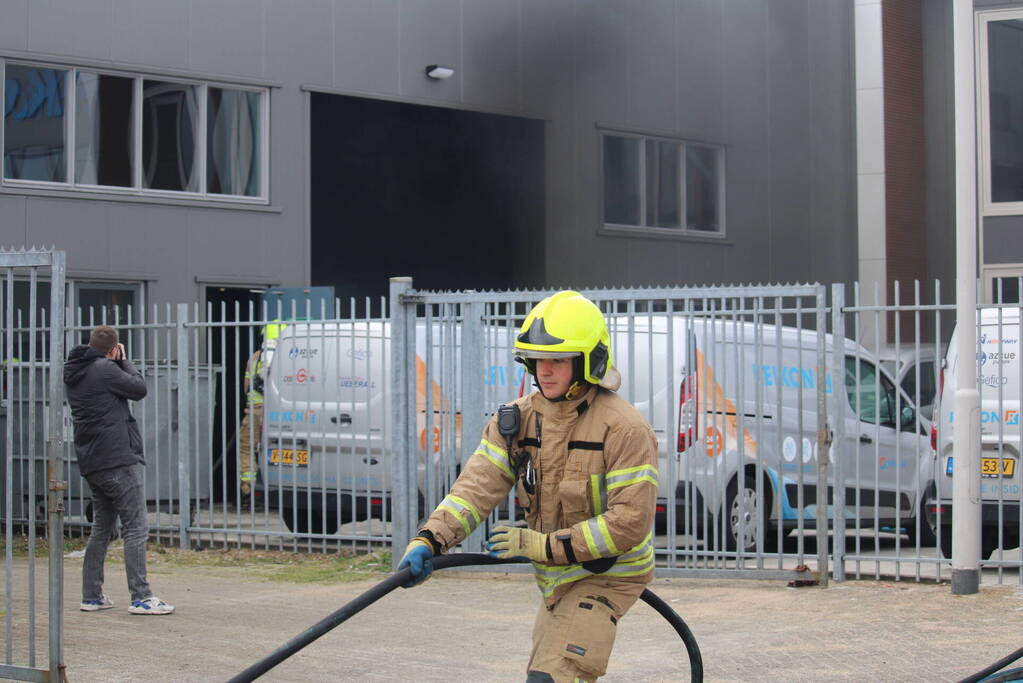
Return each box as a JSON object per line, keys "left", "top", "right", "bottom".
{"left": 260, "top": 321, "right": 391, "bottom": 534}
{"left": 261, "top": 315, "right": 934, "bottom": 548}
{"left": 878, "top": 344, "right": 940, "bottom": 421}
{"left": 260, "top": 320, "right": 479, "bottom": 534}
{"left": 608, "top": 316, "right": 935, "bottom": 552}
{"left": 934, "top": 308, "right": 1022, "bottom": 559}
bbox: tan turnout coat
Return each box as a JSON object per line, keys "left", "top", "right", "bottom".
{"left": 421, "top": 380, "right": 658, "bottom": 607}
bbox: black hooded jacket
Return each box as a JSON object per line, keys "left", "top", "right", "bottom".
{"left": 63, "top": 345, "right": 147, "bottom": 476}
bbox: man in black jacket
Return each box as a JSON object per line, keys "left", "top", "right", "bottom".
{"left": 64, "top": 325, "right": 174, "bottom": 615}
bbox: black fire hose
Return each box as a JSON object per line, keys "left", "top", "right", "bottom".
{"left": 958, "top": 646, "right": 1023, "bottom": 683}
{"left": 227, "top": 553, "right": 703, "bottom": 683}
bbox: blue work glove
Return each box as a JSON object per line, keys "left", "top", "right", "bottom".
{"left": 397, "top": 537, "right": 435, "bottom": 588}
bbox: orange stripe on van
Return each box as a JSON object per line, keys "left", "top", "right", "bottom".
{"left": 416, "top": 356, "right": 462, "bottom": 452}
{"left": 696, "top": 350, "right": 757, "bottom": 458}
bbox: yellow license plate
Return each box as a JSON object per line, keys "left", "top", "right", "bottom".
{"left": 269, "top": 449, "right": 309, "bottom": 466}
{"left": 981, "top": 457, "right": 1015, "bottom": 478}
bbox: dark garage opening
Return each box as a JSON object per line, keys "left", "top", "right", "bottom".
{"left": 310, "top": 93, "right": 545, "bottom": 304}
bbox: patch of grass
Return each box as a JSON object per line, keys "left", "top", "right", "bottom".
{"left": 145, "top": 546, "right": 393, "bottom": 585}
{"left": 2, "top": 534, "right": 395, "bottom": 585}
{"left": 0, "top": 534, "right": 87, "bottom": 558}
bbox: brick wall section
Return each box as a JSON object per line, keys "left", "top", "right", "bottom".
{"left": 883, "top": 0, "right": 926, "bottom": 342}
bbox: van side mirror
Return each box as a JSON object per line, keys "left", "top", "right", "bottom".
{"left": 900, "top": 404, "right": 915, "bottom": 429}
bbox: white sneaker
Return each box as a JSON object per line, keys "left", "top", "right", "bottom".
{"left": 80, "top": 596, "right": 115, "bottom": 611}
{"left": 128, "top": 597, "right": 175, "bottom": 615}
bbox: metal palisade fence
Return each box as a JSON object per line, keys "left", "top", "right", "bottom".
{"left": 0, "top": 248, "right": 66, "bottom": 683}
{"left": 1, "top": 269, "right": 1021, "bottom": 636}
{"left": 388, "top": 278, "right": 833, "bottom": 583}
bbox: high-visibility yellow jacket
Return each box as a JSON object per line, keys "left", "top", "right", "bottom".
{"left": 244, "top": 349, "right": 264, "bottom": 407}
{"left": 421, "top": 381, "right": 658, "bottom": 607}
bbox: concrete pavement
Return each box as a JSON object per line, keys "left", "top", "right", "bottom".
{"left": 8, "top": 551, "right": 1020, "bottom": 682}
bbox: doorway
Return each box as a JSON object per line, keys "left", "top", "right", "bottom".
{"left": 205, "top": 285, "right": 264, "bottom": 502}
{"left": 310, "top": 93, "right": 546, "bottom": 304}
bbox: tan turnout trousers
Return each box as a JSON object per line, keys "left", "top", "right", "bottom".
{"left": 237, "top": 404, "right": 262, "bottom": 496}
{"left": 527, "top": 577, "right": 646, "bottom": 682}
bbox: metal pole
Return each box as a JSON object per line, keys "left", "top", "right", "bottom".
{"left": 951, "top": 0, "right": 981, "bottom": 595}
{"left": 176, "top": 304, "right": 191, "bottom": 549}
{"left": 389, "top": 277, "right": 413, "bottom": 570}
{"left": 46, "top": 250, "right": 66, "bottom": 678}
{"left": 831, "top": 284, "right": 847, "bottom": 582}
{"left": 459, "top": 300, "right": 485, "bottom": 552}
{"left": 815, "top": 286, "right": 829, "bottom": 587}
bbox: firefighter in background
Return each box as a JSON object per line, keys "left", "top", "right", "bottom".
{"left": 238, "top": 324, "right": 282, "bottom": 502}
{"left": 398, "top": 291, "right": 658, "bottom": 682}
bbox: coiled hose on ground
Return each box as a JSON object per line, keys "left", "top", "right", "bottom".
{"left": 227, "top": 553, "right": 703, "bottom": 683}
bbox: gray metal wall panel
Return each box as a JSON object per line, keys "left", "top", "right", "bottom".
{"left": 677, "top": 0, "right": 724, "bottom": 141}
{"left": 188, "top": 0, "right": 265, "bottom": 79}
{"left": 110, "top": 0, "right": 191, "bottom": 71}
{"left": 463, "top": 0, "right": 520, "bottom": 110}
{"left": 809, "top": 0, "right": 857, "bottom": 286}
{"left": 766, "top": 0, "right": 812, "bottom": 279}
{"left": 26, "top": 199, "right": 111, "bottom": 272}
{"left": 334, "top": 0, "right": 399, "bottom": 94}
{"left": 27, "top": 0, "right": 112, "bottom": 61}
{"left": 520, "top": 0, "right": 568, "bottom": 116}
{"left": 984, "top": 216, "right": 1023, "bottom": 264}
{"left": 923, "top": 0, "right": 954, "bottom": 286}
{"left": 0, "top": 1, "right": 28, "bottom": 52}
{"left": 629, "top": 0, "right": 680, "bottom": 134}
{"left": 106, "top": 204, "right": 187, "bottom": 298}
{"left": 627, "top": 239, "right": 682, "bottom": 287}
{"left": 265, "top": 0, "right": 332, "bottom": 86}
{"left": 0, "top": 197, "right": 28, "bottom": 248}
{"left": 187, "top": 210, "right": 269, "bottom": 282}
{"left": 721, "top": 0, "right": 771, "bottom": 286}
{"left": 398, "top": 0, "right": 461, "bottom": 103}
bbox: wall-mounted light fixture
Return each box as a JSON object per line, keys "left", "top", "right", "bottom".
{"left": 425, "top": 65, "right": 455, "bottom": 80}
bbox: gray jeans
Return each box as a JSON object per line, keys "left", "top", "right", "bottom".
{"left": 82, "top": 464, "right": 152, "bottom": 603}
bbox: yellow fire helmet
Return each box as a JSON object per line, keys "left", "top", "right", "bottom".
{"left": 514, "top": 290, "right": 615, "bottom": 387}
{"left": 263, "top": 322, "right": 285, "bottom": 350}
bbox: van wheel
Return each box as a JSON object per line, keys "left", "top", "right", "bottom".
{"left": 982, "top": 528, "right": 1001, "bottom": 560}
{"left": 725, "top": 473, "right": 778, "bottom": 553}
{"left": 281, "top": 506, "right": 339, "bottom": 536}
{"left": 906, "top": 485, "right": 939, "bottom": 547}
{"left": 939, "top": 525, "right": 952, "bottom": 559}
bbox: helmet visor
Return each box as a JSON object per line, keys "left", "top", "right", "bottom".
{"left": 514, "top": 349, "right": 580, "bottom": 360}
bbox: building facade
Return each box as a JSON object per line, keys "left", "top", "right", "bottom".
{"left": 0, "top": 0, "right": 858, "bottom": 317}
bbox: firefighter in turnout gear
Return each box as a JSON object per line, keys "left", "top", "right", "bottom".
{"left": 399, "top": 291, "right": 658, "bottom": 682}
{"left": 238, "top": 324, "right": 283, "bottom": 501}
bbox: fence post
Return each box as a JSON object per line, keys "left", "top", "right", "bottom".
{"left": 815, "top": 285, "right": 829, "bottom": 588}
{"left": 46, "top": 250, "right": 66, "bottom": 677}
{"left": 176, "top": 304, "right": 191, "bottom": 549}
{"left": 459, "top": 300, "right": 486, "bottom": 552}
{"left": 389, "top": 277, "right": 413, "bottom": 570}
{"left": 831, "top": 284, "right": 846, "bottom": 582}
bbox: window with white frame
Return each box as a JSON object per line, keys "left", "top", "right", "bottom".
{"left": 2, "top": 60, "right": 268, "bottom": 202}
{"left": 601, "top": 131, "right": 724, "bottom": 235}
{"left": 985, "top": 265, "right": 1023, "bottom": 304}
{"left": 979, "top": 12, "right": 1023, "bottom": 214}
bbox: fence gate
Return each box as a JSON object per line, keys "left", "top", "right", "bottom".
{"left": 389, "top": 279, "right": 831, "bottom": 583}
{"left": 0, "top": 248, "right": 66, "bottom": 682}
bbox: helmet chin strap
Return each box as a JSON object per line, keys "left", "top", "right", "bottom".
{"left": 534, "top": 378, "right": 586, "bottom": 402}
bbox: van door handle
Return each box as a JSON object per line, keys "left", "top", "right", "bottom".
{"left": 331, "top": 413, "right": 352, "bottom": 425}
{"left": 859, "top": 434, "right": 873, "bottom": 444}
